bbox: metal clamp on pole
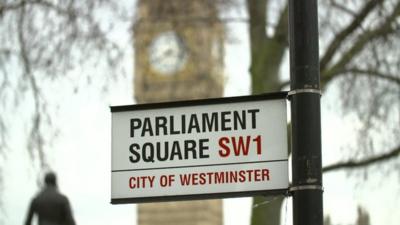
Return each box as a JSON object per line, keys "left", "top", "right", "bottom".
{"left": 287, "top": 89, "right": 322, "bottom": 99}
{"left": 288, "top": 185, "right": 324, "bottom": 195}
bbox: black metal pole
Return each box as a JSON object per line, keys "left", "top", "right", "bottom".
{"left": 288, "top": 0, "right": 323, "bottom": 225}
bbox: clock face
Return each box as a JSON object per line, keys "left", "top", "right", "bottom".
{"left": 148, "top": 31, "right": 188, "bottom": 76}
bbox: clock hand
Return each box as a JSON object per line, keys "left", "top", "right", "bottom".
{"left": 163, "top": 48, "right": 174, "bottom": 57}
{"left": 150, "top": 48, "right": 171, "bottom": 63}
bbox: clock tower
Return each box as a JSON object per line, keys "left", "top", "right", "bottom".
{"left": 133, "top": 1, "right": 224, "bottom": 225}
{"left": 133, "top": 0, "right": 225, "bottom": 103}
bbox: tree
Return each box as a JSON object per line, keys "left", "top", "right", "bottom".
{"left": 0, "top": 0, "right": 133, "bottom": 213}
{"left": 0, "top": 0, "right": 230, "bottom": 221}
{"left": 246, "top": 0, "right": 399, "bottom": 224}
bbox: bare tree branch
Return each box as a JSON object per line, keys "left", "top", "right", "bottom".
{"left": 329, "top": 0, "right": 357, "bottom": 17}
{"left": 1, "top": 0, "right": 71, "bottom": 16}
{"left": 321, "top": 1, "right": 400, "bottom": 87}
{"left": 0, "top": 0, "right": 130, "bottom": 177}
{"left": 323, "top": 145, "right": 400, "bottom": 173}
{"left": 16, "top": 2, "right": 48, "bottom": 168}
{"left": 279, "top": 66, "right": 400, "bottom": 91}
{"left": 342, "top": 68, "right": 400, "bottom": 86}
{"left": 0, "top": 0, "right": 26, "bottom": 12}
{"left": 320, "top": 0, "right": 383, "bottom": 71}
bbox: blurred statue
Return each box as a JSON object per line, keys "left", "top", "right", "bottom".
{"left": 24, "top": 172, "right": 76, "bottom": 225}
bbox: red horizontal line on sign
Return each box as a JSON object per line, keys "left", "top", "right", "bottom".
{"left": 111, "top": 159, "right": 288, "bottom": 173}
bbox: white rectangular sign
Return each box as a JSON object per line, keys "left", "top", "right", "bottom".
{"left": 111, "top": 93, "right": 289, "bottom": 204}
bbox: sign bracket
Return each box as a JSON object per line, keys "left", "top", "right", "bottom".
{"left": 288, "top": 185, "right": 324, "bottom": 195}
{"left": 287, "top": 88, "right": 322, "bottom": 98}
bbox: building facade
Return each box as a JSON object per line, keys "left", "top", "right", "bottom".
{"left": 133, "top": 1, "right": 225, "bottom": 225}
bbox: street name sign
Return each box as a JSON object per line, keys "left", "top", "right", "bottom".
{"left": 110, "top": 93, "right": 289, "bottom": 204}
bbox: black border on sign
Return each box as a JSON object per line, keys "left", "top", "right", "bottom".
{"left": 111, "top": 189, "right": 288, "bottom": 204}
{"left": 110, "top": 92, "right": 288, "bottom": 112}
{"left": 110, "top": 91, "right": 289, "bottom": 204}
